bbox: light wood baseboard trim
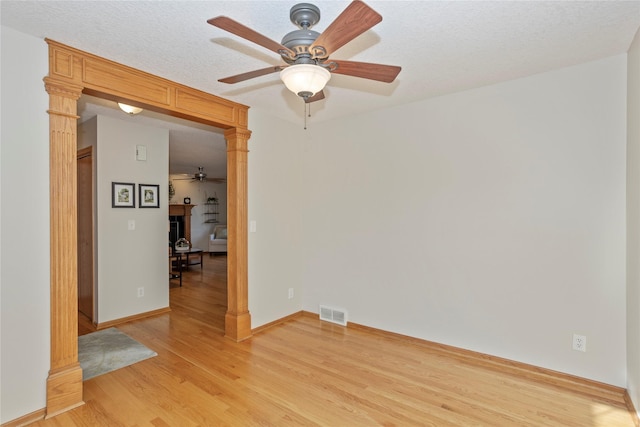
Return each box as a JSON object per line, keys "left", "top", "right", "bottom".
{"left": 252, "top": 311, "right": 304, "bottom": 335}
{"left": 625, "top": 391, "right": 640, "bottom": 427}
{"left": 1, "top": 408, "right": 46, "bottom": 427}
{"left": 301, "top": 311, "right": 631, "bottom": 409}
{"left": 96, "top": 307, "right": 171, "bottom": 330}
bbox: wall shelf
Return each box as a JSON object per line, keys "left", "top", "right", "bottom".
{"left": 204, "top": 200, "right": 219, "bottom": 224}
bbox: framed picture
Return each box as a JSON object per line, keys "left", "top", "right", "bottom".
{"left": 112, "top": 182, "right": 135, "bottom": 208}
{"left": 139, "top": 184, "right": 160, "bottom": 208}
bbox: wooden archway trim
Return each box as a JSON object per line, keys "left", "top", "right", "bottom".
{"left": 44, "top": 39, "right": 252, "bottom": 417}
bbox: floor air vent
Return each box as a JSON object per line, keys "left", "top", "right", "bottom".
{"left": 319, "top": 305, "right": 348, "bottom": 326}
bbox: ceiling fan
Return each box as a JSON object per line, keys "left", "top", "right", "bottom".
{"left": 207, "top": 0, "right": 401, "bottom": 103}
{"left": 174, "top": 167, "right": 226, "bottom": 183}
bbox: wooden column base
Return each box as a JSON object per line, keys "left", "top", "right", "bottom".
{"left": 225, "top": 311, "right": 252, "bottom": 342}
{"left": 45, "top": 363, "right": 84, "bottom": 418}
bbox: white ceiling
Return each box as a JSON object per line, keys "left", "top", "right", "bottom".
{"left": 3, "top": 0, "right": 640, "bottom": 176}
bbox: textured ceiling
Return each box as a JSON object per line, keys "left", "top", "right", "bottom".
{"left": 3, "top": 0, "right": 639, "bottom": 175}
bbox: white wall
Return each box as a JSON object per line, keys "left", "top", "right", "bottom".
{"left": 300, "top": 56, "right": 628, "bottom": 386}
{"left": 169, "top": 176, "right": 227, "bottom": 250}
{"left": 627, "top": 27, "right": 640, "bottom": 414}
{"left": 0, "top": 27, "right": 50, "bottom": 422}
{"left": 247, "top": 110, "right": 306, "bottom": 327}
{"left": 92, "top": 115, "right": 170, "bottom": 323}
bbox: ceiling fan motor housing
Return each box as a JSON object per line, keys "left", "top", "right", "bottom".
{"left": 195, "top": 166, "right": 207, "bottom": 181}
{"left": 282, "top": 3, "right": 328, "bottom": 63}
{"left": 281, "top": 30, "right": 321, "bottom": 62}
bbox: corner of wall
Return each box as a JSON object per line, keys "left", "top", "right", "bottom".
{"left": 627, "top": 24, "right": 640, "bottom": 418}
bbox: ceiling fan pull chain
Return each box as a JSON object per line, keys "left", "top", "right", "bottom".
{"left": 304, "top": 102, "right": 308, "bottom": 130}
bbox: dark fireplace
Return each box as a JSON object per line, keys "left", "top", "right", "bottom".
{"left": 169, "top": 215, "right": 184, "bottom": 249}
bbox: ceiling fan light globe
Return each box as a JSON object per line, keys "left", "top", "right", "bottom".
{"left": 280, "top": 64, "right": 330, "bottom": 98}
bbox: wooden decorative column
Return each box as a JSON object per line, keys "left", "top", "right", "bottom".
{"left": 225, "top": 127, "right": 252, "bottom": 341}
{"left": 44, "top": 39, "right": 252, "bottom": 418}
{"left": 44, "top": 77, "right": 84, "bottom": 417}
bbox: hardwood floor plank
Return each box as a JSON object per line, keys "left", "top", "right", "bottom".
{"left": 28, "top": 255, "right": 634, "bottom": 426}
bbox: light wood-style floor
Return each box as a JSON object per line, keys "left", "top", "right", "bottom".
{"left": 34, "top": 255, "right": 636, "bottom": 426}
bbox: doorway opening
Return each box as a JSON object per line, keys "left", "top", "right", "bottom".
{"left": 77, "top": 146, "right": 94, "bottom": 325}
{"left": 76, "top": 94, "right": 230, "bottom": 331}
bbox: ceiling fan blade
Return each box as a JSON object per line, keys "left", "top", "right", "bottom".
{"left": 305, "top": 90, "right": 325, "bottom": 103}
{"left": 173, "top": 173, "right": 194, "bottom": 181}
{"left": 219, "top": 66, "right": 286, "bottom": 84}
{"left": 331, "top": 60, "right": 401, "bottom": 83}
{"left": 309, "top": 0, "right": 382, "bottom": 57}
{"left": 190, "top": 177, "right": 226, "bottom": 183}
{"left": 208, "top": 16, "right": 295, "bottom": 57}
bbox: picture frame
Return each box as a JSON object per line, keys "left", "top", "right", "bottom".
{"left": 112, "top": 182, "right": 135, "bottom": 208}
{"left": 139, "top": 184, "right": 160, "bottom": 208}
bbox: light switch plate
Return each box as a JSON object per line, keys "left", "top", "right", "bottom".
{"left": 136, "top": 145, "right": 147, "bottom": 161}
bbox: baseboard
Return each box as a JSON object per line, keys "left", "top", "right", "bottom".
{"left": 1, "top": 408, "right": 45, "bottom": 427}
{"left": 301, "top": 311, "right": 633, "bottom": 413}
{"left": 96, "top": 306, "right": 171, "bottom": 330}
{"left": 251, "top": 311, "right": 304, "bottom": 335}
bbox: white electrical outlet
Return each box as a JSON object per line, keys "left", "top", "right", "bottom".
{"left": 572, "top": 334, "right": 587, "bottom": 352}
{"left": 288, "top": 288, "right": 294, "bottom": 299}
{"left": 137, "top": 287, "right": 144, "bottom": 298}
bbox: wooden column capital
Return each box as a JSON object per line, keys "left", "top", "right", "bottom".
{"left": 225, "top": 128, "right": 252, "bottom": 149}
{"left": 44, "top": 77, "right": 83, "bottom": 100}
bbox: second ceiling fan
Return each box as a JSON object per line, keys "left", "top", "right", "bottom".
{"left": 207, "top": 0, "right": 401, "bottom": 103}
{"left": 175, "top": 167, "right": 226, "bottom": 183}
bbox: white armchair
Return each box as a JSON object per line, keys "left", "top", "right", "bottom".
{"left": 209, "top": 225, "right": 227, "bottom": 254}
